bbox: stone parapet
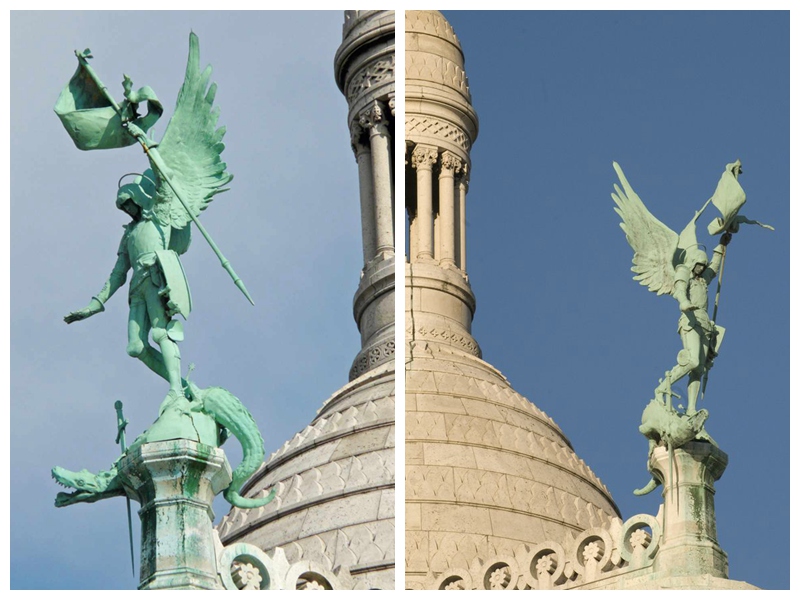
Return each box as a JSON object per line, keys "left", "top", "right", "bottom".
{"left": 415, "top": 441, "right": 752, "bottom": 590}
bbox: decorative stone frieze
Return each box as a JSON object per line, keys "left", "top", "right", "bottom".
{"left": 346, "top": 54, "right": 395, "bottom": 105}
{"left": 406, "top": 53, "right": 471, "bottom": 101}
{"left": 406, "top": 115, "right": 471, "bottom": 153}
{"left": 350, "top": 338, "right": 395, "bottom": 380}
{"left": 405, "top": 9, "right": 463, "bottom": 48}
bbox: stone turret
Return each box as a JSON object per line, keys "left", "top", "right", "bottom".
{"left": 404, "top": 10, "right": 620, "bottom": 589}
{"left": 216, "top": 11, "right": 395, "bottom": 590}
{"left": 335, "top": 10, "right": 396, "bottom": 381}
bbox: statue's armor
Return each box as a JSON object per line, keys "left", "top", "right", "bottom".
{"left": 677, "top": 272, "right": 714, "bottom": 336}
{"left": 122, "top": 217, "right": 170, "bottom": 294}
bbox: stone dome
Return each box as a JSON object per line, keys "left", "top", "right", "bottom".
{"left": 404, "top": 10, "right": 619, "bottom": 589}
{"left": 217, "top": 362, "right": 395, "bottom": 590}
{"left": 217, "top": 10, "right": 396, "bottom": 590}
{"left": 405, "top": 341, "right": 620, "bottom": 589}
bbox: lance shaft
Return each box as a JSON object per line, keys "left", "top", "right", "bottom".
{"left": 74, "top": 51, "right": 255, "bottom": 306}
{"left": 701, "top": 237, "right": 729, "bottom": 399}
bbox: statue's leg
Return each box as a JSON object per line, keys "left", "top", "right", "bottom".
{"left": 143, "top": 283, "right": 183, "bottom": 396}
{"left": 682, "top": 329, "right": 703, "bottom": 415}
{"left": 127, "top": 294, "right": 170, "bottom": 383}
{"left": 656, "top": 327, "right": 701, "bottom": 406}
{"left": 687, "top": 331, "right": 710, "bottom": 414}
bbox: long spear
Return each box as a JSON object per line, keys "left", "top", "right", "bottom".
{"left": 75, "top": 50, "right": 255, "bottom": 306}
{"left": 114, "top": 401, "right": 136, "bottom": 579}
{"left": 700, "top": 234, "right": 730, "bottom": 400}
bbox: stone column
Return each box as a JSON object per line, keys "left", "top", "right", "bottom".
{"left": 351, "top": 121, "right": 376, "bottom": 265}
{"left": 406, "top": 143, "right": 418, "bottom": 262}
{"left": 438, "top": 151, "right": 461, "bottom": 268}
{"left": 411, "top": 144, "right": 438, "bottom": 261}
{"left": 118, "top": 440, "right": 232, "bottom": 590}
{"left": 457, "top": 165, "right": 469, "bottom": 271}
{"left": 650, "top": 441, "right": 729, "bottom": 579}
{"left": 360, "top": 102, "right": 394, "bottom": 257}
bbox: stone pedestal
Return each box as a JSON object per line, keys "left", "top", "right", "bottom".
{"left": 650, "top": 441, "right": 729, "bottom": 579}
{"left": 117, "top": 440, "right": 232, "bottom": 590}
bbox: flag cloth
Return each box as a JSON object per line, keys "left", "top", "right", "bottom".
{"left": 54, "top": 59, "right": 162, "bottom": 151}
{"left": 707, "top": 160, "right": 746, "bottom": 235}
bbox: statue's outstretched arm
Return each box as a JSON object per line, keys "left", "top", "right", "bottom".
{"left": 64, "top": 238, "right": 131, "bottom": 324}
{"left": 706, "top": 233, "right": 732, "bottom": 280}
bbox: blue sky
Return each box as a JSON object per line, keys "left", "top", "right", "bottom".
{"left": 442, "top": 9, "right": 789, "bottom": 590}
{"left": 10, "top": 10, "right": 362, "bottom": 589}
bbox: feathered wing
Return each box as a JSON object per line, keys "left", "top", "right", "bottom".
{"left": 153, "top": 32, "right": 233, "bottom": 239}
{"left": 611, "top": 162, "right": 679, "bottom": 296}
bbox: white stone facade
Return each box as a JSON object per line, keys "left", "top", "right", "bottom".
{"left": 404, "top": 10, "right": 619, "bottom": 590}
{"left": 215, "top": 11, "right": 395, "bottom": 590}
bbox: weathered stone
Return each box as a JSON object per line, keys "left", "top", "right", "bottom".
{"left": 117, "top": 440, "right": 231, "bottom": 590}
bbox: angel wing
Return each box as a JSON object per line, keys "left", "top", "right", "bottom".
{"left": 612, "top": 162, "right": 680, "bottom": 296}
{"left": 152, "top": 32, "right": 233, "bottom": 238}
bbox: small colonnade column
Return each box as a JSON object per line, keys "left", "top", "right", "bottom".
{"left": 351, "top": 98, "right": 394, "bottom": 266}
{"left": 407, "top": 142, "right": 469, "bottom": 270}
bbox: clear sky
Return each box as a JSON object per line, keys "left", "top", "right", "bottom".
{"left": 442, "top": 9, "right": 789, "bottom": 590}
{"left": 10, "top": 10, "right": 362, "bottom": 590}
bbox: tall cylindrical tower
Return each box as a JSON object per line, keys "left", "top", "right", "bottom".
{"left": 405, "top": 11, "right": 619, "bottom": 590}
{"left": 216, "top": 11, "right": 395, "bottom": 590}
{"left": 335, "top": 10, "right": 396, "bottom": 381}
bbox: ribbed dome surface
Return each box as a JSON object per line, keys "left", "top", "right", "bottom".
{"left": 405, "top": 342, "right": 619, "bottom": 588}
{"left": 218, "top": 362, "right": 395, "bottom": 590}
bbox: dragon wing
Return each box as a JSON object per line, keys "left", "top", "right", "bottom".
{"left": 612, "top": 162, "right": 680, "bottom": 296}
{"left": 153, "top": 32, "right": 232, "bottom": 232}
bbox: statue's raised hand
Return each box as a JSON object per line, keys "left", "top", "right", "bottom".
{"left": 64, "top": 298, "right": 104, "bottom": 324}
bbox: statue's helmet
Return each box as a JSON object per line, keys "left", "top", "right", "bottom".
{"left": 683, "top": 245, "right": 708, "bottom": 270}
{"left": 117, "top": 169, "right": 156, "bottom": 217}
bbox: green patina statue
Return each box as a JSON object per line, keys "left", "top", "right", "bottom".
{"left": 612, "top": 161, "right": 772, "bottom": 494}
{"left": 60, "top": 33, "right": 251, "bottom": 410}
{"left": 53, "top": 34, "right": 273, "bottom": 511}
{"left": 53, "top": 373, "right": 276, "bottom": 509}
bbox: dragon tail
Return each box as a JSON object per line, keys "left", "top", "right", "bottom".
{"left": 196, "top": 385, "right": 277, "bottom": 509}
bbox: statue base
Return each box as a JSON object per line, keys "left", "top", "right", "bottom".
{"left": 650, "top": 440, "right": 729, "bottom": 579}
{"left": 117, "top": 439, "right": 232, "bottom": 590}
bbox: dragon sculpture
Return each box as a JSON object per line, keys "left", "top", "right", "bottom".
{"left": 53, "top": 376, "right": 276, "bottom": 509}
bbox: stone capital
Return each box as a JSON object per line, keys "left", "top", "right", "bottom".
{"left": 411, "top": 144, "right": 439, "bottom": 171}
{"left": 358, "top": 101, "right": 389, "bottom": 133}
{"left": 349, "top": 120, "right": 369, "bottom": 158}
{"left": 457, "top": 162, "right": 470, "bottom": 190}
{"left": 440, "top": 151, "right": 462, "bottom": 174}
{"left": 388, "top": 94, "right": 395, "bottom": 117}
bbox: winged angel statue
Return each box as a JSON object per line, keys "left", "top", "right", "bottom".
{"left": 612, "top": 161, "right": 771, "bottom": 417}
{"left": 61, "top": 33, "right": 241, "bottom": 409}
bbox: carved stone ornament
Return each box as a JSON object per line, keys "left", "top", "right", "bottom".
{"left": 440, "top": 151, "right": 462, "bottom": 173}
{"left": 358, "top": 101, "right": 388, "bottom": 131}
{"left": 406, "top": 115, "right": 471, "bottom": 152}
{"left": 411, "top": 144, "right": 439, "bottom": 171}
{"left": 346, "top": 54, "right": 395, "bottom": 104}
